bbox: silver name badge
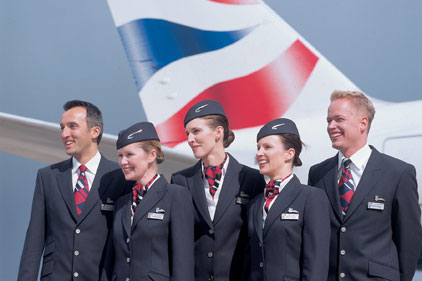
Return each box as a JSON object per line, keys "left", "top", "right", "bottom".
{"left": 148, "top": 212, "right": 164, "bottom": 220}
{"left": 101, "top": 204, "right": 114, "bottom": 211}
{"left": 281, "top": 213, "right": 299, "bottom": 220}
{"left": 368, "top": 202, "right": 384, "bottom": 210}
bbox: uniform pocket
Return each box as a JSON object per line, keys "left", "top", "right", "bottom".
{"left": 283, "top": 275, "right": 299, "bottom": 281}
{"left": 148, "top": 272, "right": 170, "bottom": 281}
{"left": 40, "top": 260, "right": 54, "bottom": 277}
{"left": 368, "top": 260, "right": 399, "bottom": 280}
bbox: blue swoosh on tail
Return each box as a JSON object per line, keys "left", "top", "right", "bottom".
{"left": 118, "top": 18, "right": 256, "bottom": 90}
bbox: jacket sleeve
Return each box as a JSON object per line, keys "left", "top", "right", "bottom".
{"left": 391, "top": 164, "right": 422, "bottom": 281}
{"left": 301, "top": 188, "right": 330, "bottom": 281}
{"left": 17, "top": 170, "right": 46, "bottom": 281}
{"left": 170, "top": 187, "right": 195, "bottom": 281}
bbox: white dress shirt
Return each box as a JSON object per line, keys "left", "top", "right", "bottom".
{"left": 202, "top": 155, "right": 230, "bottom": 221}
{"left": 71, "top": 151, "right": 101, "bottom": 191}
{"left": 337, "top": 144, "right": 372, "bottom": 190}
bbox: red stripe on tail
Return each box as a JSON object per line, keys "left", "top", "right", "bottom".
{"left": 156, "top": 40, "right": 319, "bottom": 147}
{"left": 208, "top": 0, "right": 260, "bottom": 4}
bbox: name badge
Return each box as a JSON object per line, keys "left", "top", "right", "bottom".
{"left": 281, "top": 213, "right": 299, "bottom": 220}
{"left": 101, "top": 204, "right": 114, "bottom": 211}
{"left": 236, "top": 191, "right": 250, "bottom": 205}
{"left": 236, "top": 197, "right": 249, "bottom": 205}
{"left": 368, "top": 202, "right": 384, "bottom": 210}
{"left": 148, "top": 213, "right": 164, "bottom": 220}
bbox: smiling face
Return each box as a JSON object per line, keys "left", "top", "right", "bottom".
{"left": 327, "top": 98, "right": 368, "bottom": 157}
{"left": 60, "top": 106, "right": 99, "bottom": 164}
{"left": 118, "top": 142, "right": 156, "bottom": 184}
{"left": 185, "top": 117, "right": 224, "bottom": 163}
{"left": 256, "top": 135, "right": 294, "bottom": 181}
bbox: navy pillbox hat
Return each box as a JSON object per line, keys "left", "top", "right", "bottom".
{"left": 257, "top": 118, "right": 299, "bottom": 142}
{"left": 183, "top": 100, "right": 226, "bottom": 127}
{"left": 116, "top": 122, "right": 160, "bottom": 150}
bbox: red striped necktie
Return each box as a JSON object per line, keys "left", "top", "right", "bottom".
{"left": 338, "top": 158, "right": 355, "bottom": 216}
{"left": 264, "top": 174, "right": 291, "bottom": 214}
{"left": 132, "top": 174, "right": 158, "bottom": 215}
{"left": 203, "top": 154, "right": 227, "bottom": 199}
{"left": 74, "top": 165, "right": 89, "bottom": 215}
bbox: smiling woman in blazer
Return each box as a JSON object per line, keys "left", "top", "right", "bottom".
{"left": 171, "top": 100, "right": 265, "bottom": 281}
{"left": 248, "top": 118, "right": 330, "bottom": 281}
{"left": 102, "top": 122, "right": 194, "bottom": 281}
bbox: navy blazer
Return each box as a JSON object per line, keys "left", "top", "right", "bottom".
{"left": 171, "top": 154, "right": 265, "bottom": 281}
{"left": 247, "top": 175, "right": 330, "bottom": 281}
{"left": 18, "top": 156, "right": 130, "bottom": 281}
{"left": 308, "top": 147, "right": 422, "bottom": 281}
{"left": 103, "top": 176, "right": 194, "bottom": 281}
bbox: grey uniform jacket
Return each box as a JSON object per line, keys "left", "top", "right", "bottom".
{"left": 171, "top": 154, "right": 265, "bottom": 281}
{"left": 308, "top": 147, "right": 422, "bottom": 281}
{"left": 102, "top": 176, "right": 194, "bottom": 281}
{"left": 18, "top": 156, "right": 130, "bottom": 281}
{"left": 247, "top": 175, "right": 330, "bottom": 281}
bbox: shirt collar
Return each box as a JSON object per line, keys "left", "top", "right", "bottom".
{"left": 201, "top": 154, "right": 230, "bottom": 177}
{"left": 338, "top": 144, "right": 372, "bottom": 172}
{"left": 72, "top": 151, "right": 101, "bottom": 174}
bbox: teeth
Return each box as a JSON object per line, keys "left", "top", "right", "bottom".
{"left": 258, "top": 161, "right": 268, "bottom": 164}
{"left": 331, "top": 133, "right": 341, "bottom": 138}
{"left": 65, "top": 141, "right": 73, "bottom": 145}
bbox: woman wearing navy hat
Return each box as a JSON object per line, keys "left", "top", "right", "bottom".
{"left": 171, "top": 100, "right": 265, "bottom": 281}
{"left": 247, "top": 118, "right": 330, "bottom": 281}
{"left": 102, "top": 122, "right": 194, "bottom": 281}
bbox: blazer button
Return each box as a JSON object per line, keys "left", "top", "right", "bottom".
{"left": 127, "top": 257, "right": 131, "bottom": 263}
{"left": 208, "top": 276, "right": 214, "bottom": 281}
{"left": 74, "top": 250, "right": 79, "bottom": 256}
{"left": 126, "top": 278, "right": 130, "bottom": 281}
{"left": 75, "top": 229, "right": 81, "bottom": 234}
{"left": 259, "top": 262, "right": 264, "bottom": 268}
{"left": 208, "top": 252, "right": 213, "bottom": 258}
{"left": 340, "top": 250, "right": 346, "bottom": 256}
{"left": 126, "top": 238, "right": 130, "bottom": 244}
{"left": 341, "top": 227, "right": 347, "bottom": 233}
{"left": 209, "top": 229, "right": 214, "bottom": 235}
{"left": 340, "top": 272, "right": 346, "bottom": 278}
{"left": 73, "top": 272, "right": 79, "bottom": 278}
{"left": 258, "top": 242, "right": 262, "bottom": 247}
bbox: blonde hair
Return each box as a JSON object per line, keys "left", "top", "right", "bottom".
{"left": 138, "top": 140, "right": 164, "bottom": 164}
{"left": 330, "top": 90, "right": 376, "bottom": 132}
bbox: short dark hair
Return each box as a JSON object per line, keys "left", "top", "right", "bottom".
{"left": 278, "top": 134, "right": 304, "bottom": 167}
{"left": 202, "top": 115, "right": 235, "bottom": 148}
{"left": 63, "top": 100, "right": 103, "bottom": 144}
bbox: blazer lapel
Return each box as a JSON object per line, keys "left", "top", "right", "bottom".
{"left": 253, "top": 196, "right": 265, "bottom": 243}
{"left": 188, "top": 161, "right": 213, "bottom": 228}
{"left": 56, "top": 159, "right": 78, "bottom": 221}
{"left": 343, "top": 148, "right": 383, "bottom": 222}
{"left": 213, "top": 156, "right": 242, "bottom": 225}
{"left": 120, "top": 194, "right": 132, "bottom": 238}
{"left": 263, "top": 176, "right": 302, "bottom": 237}
{"left": 132, "top": 176, "right": 167, "bottom": 229}
{"left": 321, "top": 156, "right": 343, "bottom": 222}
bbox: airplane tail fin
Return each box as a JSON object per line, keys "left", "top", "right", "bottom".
{"left": 106, "top": 0, "right": 361, "bottom": 149}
